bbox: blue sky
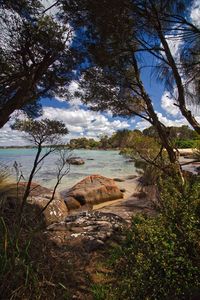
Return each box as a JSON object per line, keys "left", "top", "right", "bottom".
{"left": 0, "top": 0, "right": 199, "bottom": 146}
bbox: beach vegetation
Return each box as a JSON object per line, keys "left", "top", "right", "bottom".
{"left": 0, "top": 118, "right": 71, "bottom": 299}
{"left": 93, "top": 176, "right": 200, "bottom": 299}
{"left": 68, "top": 137, "right": 100, "bottom": 149}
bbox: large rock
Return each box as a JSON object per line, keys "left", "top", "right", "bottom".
{"left": 66, "top": 157, "right": 85, "bottom": 165}
{"left": 26, "top": 183, "right": 68, "bottom": 225}
{"left": 62, "top": 175, "right": 123, "bottom": 210}
{"left": 2, "top": 182, "right": 68, "bottom": 225}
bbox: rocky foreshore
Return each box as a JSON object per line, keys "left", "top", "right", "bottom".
{"left": 3, "top": 155, "right": 199, "bottom": 252}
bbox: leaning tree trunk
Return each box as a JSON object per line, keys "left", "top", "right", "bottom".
{"left": 156, "top": 21, "right": 200, "bottom": 135}
{"left": 132, "top": 54, "right": 178, "bottom": 164}
{"left": 143, "top": 92, "right": 185, "bottom": 182}
{"left": 0, "top": 84, "right": 34, "bottom": 128}
{"left": 0, "top": 53, "right": 56, "bottom": 128}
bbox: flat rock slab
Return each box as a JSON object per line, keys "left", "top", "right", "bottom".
{"left": 47, "top": 211, "right": 127, "bottom": 251}
{"left": 99, "top": 196, "right": 156, "bottom": 221}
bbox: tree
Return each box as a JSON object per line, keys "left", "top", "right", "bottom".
{"left": 99, "top": 135, "right": 111, "bottom": 149}
{"left": 68, "top": 0, "right": 177, "bottom": 164}
{"left": 110, "top": 129, "right": 135, "bottom": 149}
{"left": 0, "top": 0, "right": 82, "bottom": 128}
{"left": 11, "top": 118, "right": 69, "bottom": 218}
{"left": 143, "top": 125, "right": 199, "bottom": 140}
{"left": 131, "top": 0, "right": 200, "bottom": 133}
{"left": 64, "top": 0, "right": 200, "bottom": 165}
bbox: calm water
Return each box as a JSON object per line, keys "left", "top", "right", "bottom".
{"left": 0, "top": 148, "right": 137, "bottom": 190}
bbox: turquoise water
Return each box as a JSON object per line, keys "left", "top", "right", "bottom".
{"left": 0, "top": 148, "right": 137, "bottom": 190}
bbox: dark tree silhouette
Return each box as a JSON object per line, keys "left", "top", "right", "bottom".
{"left": 0, "top": 0, "right": 82, "bottom": 127}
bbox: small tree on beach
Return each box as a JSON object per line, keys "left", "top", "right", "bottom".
{"left": 11, "top": 118, "right": 69, "bottom": 220}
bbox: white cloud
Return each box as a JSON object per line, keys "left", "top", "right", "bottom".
{"left": 0, "top": 123, "right": 27, "bottom": 146}
{"left": 54, "top": 81, "right": 83, "bottom": 107}
{"left": 135, "top": 119, "right": 151, "bottom": 131}
{"left": 191, "top": 0, "right": 200, "bottom": 26}
{"left": 161, "top": 91, "right": 180, "bottom": 116}
{"left": 42, "top": 106, "right": 130, "bottom": 139}
{"left": 68, "top": 81, "right": 83, "bottom": 107}
{"left": 41, "top": 0, "right": 59, "bottom": 15}
{"left": 0, "top": 107, "right": 130, "bottom": 146}
{"left": 166, "top": 35, "right": 182, "bottom": 62}
{"left": 163, "top": 1, "right": 199, "bottom": 69}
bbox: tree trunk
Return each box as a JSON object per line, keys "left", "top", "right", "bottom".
{"left": 0, "top": 85, "right": 34, "bottom": 128}
{"left": 0, "top": 54, "right": 56, "bottom": 128}
{"left": 19, "top": 143, "right": 42, "bottom": 221}
{"left": 131, "top": 54, "right": 178, "bottom": 164}
{"left": 144, "top": 94, "right": 177, "bottom": 163}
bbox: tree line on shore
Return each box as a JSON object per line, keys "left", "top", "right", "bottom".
{"left": 68, "top": 125, "right": 200, "bottom": 150}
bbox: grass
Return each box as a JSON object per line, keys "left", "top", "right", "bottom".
{"left": 91, "top": 283, "right": 110, "bottom": 300}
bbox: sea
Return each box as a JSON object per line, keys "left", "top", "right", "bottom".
{"left": 0, "top": 148, "right": 137, "bottom": 191}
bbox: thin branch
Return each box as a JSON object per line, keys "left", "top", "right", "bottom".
{"left": 42, "top": 0, "right": 60, "bottom": 14}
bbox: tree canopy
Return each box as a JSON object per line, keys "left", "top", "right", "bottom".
{"left": 11, "top": 118, "right": 68, "bottom": 145}
{"left": 64, "top": 0, "right": 200, "bottom": 163}
{"left": 0, "top": 0, "right": 83, "bottom": 127}
{"left": 73, "top": 0, "right": 200, "bottom": 131}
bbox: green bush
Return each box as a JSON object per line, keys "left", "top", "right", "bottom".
{"left": 106, "top": 177, "right": 200, "bottom": 299}
{"left": 175, "top": 139, "right": 199, "bottom": 149}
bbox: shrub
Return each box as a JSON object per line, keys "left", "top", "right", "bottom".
{"left": 106, "top": 177, "right": 200, "bottom": 299}
{"left": 175, "top": 139, "right": 199, "bottom": 149}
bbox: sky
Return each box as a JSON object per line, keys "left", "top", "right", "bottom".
{"left": 0, "top": 0, "right": 199, "bottom": 146}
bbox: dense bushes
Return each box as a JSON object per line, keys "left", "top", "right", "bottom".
{"left": 103, "top": 177, "right": 200, "bottom": 299}
{"left": 175, "top": 139, "right": 199, "bottom": 149}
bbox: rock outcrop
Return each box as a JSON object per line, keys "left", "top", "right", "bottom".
{"left": 66, "top": 157, "right": 85, "bottom": 165}
{"left": 27, "top": 184, "right": 68, "bottom": 225}
{"left": 62, "top": 175, "right": 123, "bottom": 210}
{"left": 47, "top": 211, "right": 126, "bottom": 251}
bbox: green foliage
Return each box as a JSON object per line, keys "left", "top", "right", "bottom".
{"left": 91, "top": 284, "right": 111, "bottom": 300}
{"left": 120, "top": 131, "right": 170, "bottom": 184}
{"left": 194, "top": 140, "right": 200, "bottom": 160}
{"left": 99, "top": 135, "right": 111, "bottom": 149}
{"left": 143, "top": 126, "right": 200, "bottom": 149}
{"left": 68, "top": 137, "right": 100, "bottom": 149}
{"left": 175, "top": 139, "right": 199, "bottom": 149}
{"left": 104, "top": 177, "right": 200, "bottom": 299}
{"left": 109, "top": 129, "right": 143, "bottom": 149}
